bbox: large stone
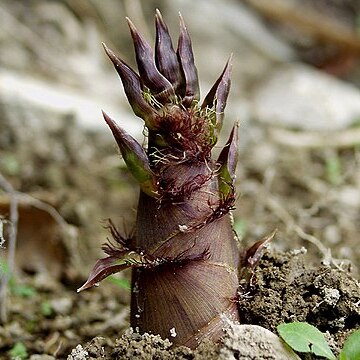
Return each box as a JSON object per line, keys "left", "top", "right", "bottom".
{"left": 220, "top": 322, "right": 301, "bottom": 360}
{"left": 253, "top": 64, "right": 360, "bottom": 131}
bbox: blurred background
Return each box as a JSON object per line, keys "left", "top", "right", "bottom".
{"left": 0, "top": 0, "right": 360, "bottom": 358}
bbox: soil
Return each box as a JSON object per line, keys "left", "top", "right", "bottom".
{"left": 1, "top": 3, "right": 360, "bottom": 357}
{"left": 70, "top": 250, "right": 360, "bottom": 360}
{"left": 0, "top": 111, "right": 360, "bottom": 358}
{"left": 1, "top": 245, "right": 360, "bottom": 359}
{"left": 0, "top": 101, "right": 359, "bottom": 359}
{"left": 238, "top": 250, "right": 360, "bottom": 354}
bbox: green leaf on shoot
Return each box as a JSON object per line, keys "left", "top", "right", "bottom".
{"left": 107, "top": 275, "right": 131, "bottom": 290}
{"left": 277, "top": 322, "right": 336, "bottom": 360}
{"left": 325, "top": 155, "right": 342, "bottom": 186}
{"left": 340, "top": 328, "right": 360, "bottom": 360}
{"left": 11, "top": 284, "right": 37, "bottom": 298}
{"left": 9, "top": 342, "right": 28, "bottom": 360}
{"left": 41, "top": 301, "right": 54, "bottom": 318}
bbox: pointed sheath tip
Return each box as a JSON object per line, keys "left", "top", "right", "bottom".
{"left": 102, "top": 42, "right": 114, "bottom": 58}
{"left": 233, "top": 121, "right": 240, "bottom": 135}
{"left": 155, "top": 9, "right": 166, "bottom": 30}
{"left": 178, "top": 12, "right": 186, "bottom": 30}
{"left": 222, "top": 54, "right": 233, "bottom": 79}
{"left": 155, "top": 9, "right": 167, "bottom": 29}
{"left": 102, "top": 110, "right": 119, "bottom": 133}
{"left": 228, "top": 121, "right": 240, "bottom": 158}
{"left": 102, "top": 43, "right": 123, "bottom": 69}
{"left": 102, "top": 111, "right": 125, "bottom": 141}
{"left": 201, "top": 55, "right": 233, "bottom": 114}
{"left": 179, "top": 11, "right": 188, "bottom": 33}
{"left": 216, "top": 56, "right": 233, "bottom": 86}
{"left": 155, "top": 8, "right": 162, "bottom": 19}
{"left": 217, "top": 122, "right": 239, "bottom": 180}
{"left": 102, "top": 111, "right": 159, "bottom": 198}
{"left": 227, "top": 54, "right": 233, "bottom": 71}
{"left": 102, "top": 109, "right": 110, "bottom": 122}
{"left": 226, "top": 54, "right": 233, "bottom": 72}
{"left": 77, "top": 281, "right": 95, "bottom": 292}
{"left": 76, "top": 284, "right": 86, "bottom": 293}
{"left": 126, "top": 17, "right": 138, "bottom": 35}
{"left": 228, "top": 121, "right": 239, "bottom": 145}
{"left": 102, "top": 42, "right": 109, "bottom": 52}
{"left": 242, "top": 228, "right": 277, "bottom": 268}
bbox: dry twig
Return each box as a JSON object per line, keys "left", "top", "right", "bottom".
{"left": 0, "top": 172, "right": 72, "bottom": 323}
{"left": 253, "top": 169, "right": 348, "bottom": 269}
{"left": 246, "top": 0, "right": 360, "bottom": 52}
{"left": 0, "top": 173, "right": 18, "bottom": 323}
{"left": 262, "top": 188, "right": 349, "bottom": 270}
{"left": 269, "top": 127, "right": 360, "bottom": 149}
{"left": 0, "top": 217, "right": 5, "bottom": 249}
{"left": 0, "top": 5, "right": 72, "bottom": 73}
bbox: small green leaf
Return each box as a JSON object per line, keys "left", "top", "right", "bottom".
{"left": 340, "top": 328, "right": 360, "bottom": 360}
{"left": 1, "top": 154, "right": 20, "bottom": 175}
{"left": 107, "top": 275, "right": 131, "bottom": 290}
{"left": 41, "top": 301, "right": 54, "bottom": 317}
{"left": 11, "top": 284, "right": 37, "bottom": 298}
{"left": 325, "top": 155, "right": 342, "bottom": 186}
{"left": 277, "top": 322, "right": 336, "bottom": 360}
{"left": 1, "top": 260, "right": 37, "bottom": 298}
{"left": 217, "top": 123, "right": 238, "bottom": 199}
{"left": 9, "top": 342, "right": 28, "bottom": 360}
{"left": 0, "top": 260, "right": 9, "bottom": 275}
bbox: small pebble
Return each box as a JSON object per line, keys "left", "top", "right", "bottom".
{"left": 50, "top": 297, "right": 73, "bottom": 315}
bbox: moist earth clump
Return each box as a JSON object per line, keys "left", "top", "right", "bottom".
{"left": 73, "top": 249, "right": 360, "bottom": 359}
{"left": 238, "top": 249, "right": 360, "bottom": 356}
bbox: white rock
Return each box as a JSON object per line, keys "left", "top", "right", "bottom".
{"left": 67, "top": 345, "right": 88, "bottom": 360}
{"left": 0, "top": 71, "right": 143, "bottom": 137}
{"left": 323, "top": 225, "right": 341, "bottom": 245}
{"left": 220, "top": 322, "right": 301, "bottom": 360}
{"left": 253, "top": 64, "right": 360, "bottom": 131}
{"left": 323, "top": 288, "right": 340, "bottom": 306}
{"left": 50, "top": 297, "right": 73, "bottom": 315}
{"left": 337, "top": 186, "right": 360, "bottom": 209}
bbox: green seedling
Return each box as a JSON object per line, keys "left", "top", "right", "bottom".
{"left": 0, "top": 154, "right": 20, "bottom": 176}
{"left": 9, "top": 342, "right": 28, "bottom": 360}
{"left": 278, "top": 322, "right": 360, "bottom": 360}
{"left": 0, "top": 260, "right": 37, "bottom": 298}
{"left": 11, "top": 283, "right": 36, "bottom": 298}
{"left": 339, "top": 328, "right": 360, "bottom": 360}
{"left": 40, "top": 301, "right": 54, "bottom": 318}
{"left": 325, "top": 155, "right": 342, "bottom": 186}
